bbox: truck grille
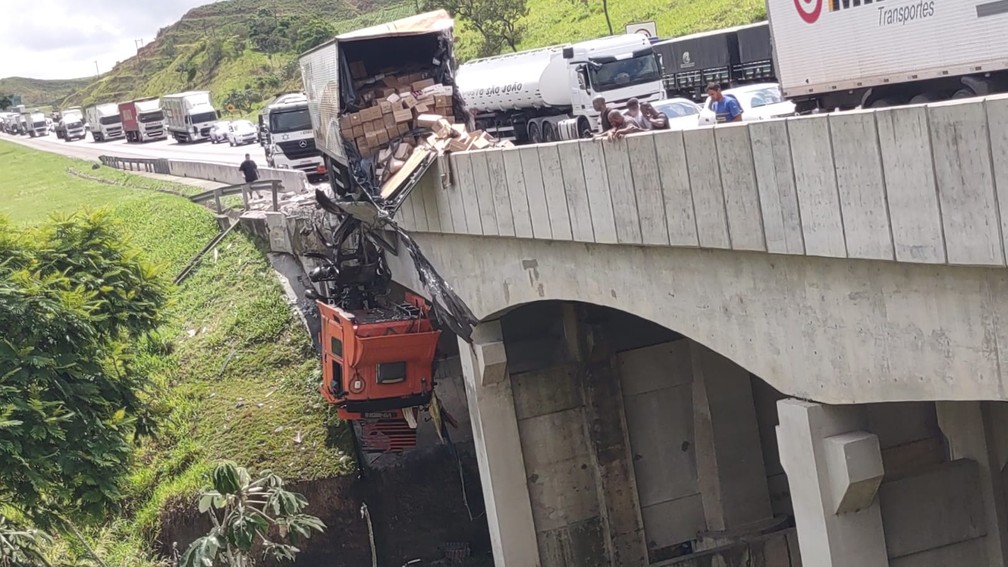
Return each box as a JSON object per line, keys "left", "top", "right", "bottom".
{"left": 278, "top": 139, "right": 319, "bottom": 160}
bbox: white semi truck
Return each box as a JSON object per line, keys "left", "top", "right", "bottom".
{"left": 162, "top": 91, "right": 219, "bottom": 143}
{"left": 20, "top": 111, "right": 48, "bottom": 137}
{"left": 456, "top": 34, "right": 664, "bottom": 143}
{"left": 259, "top": 93, "right": 326, "bottom": 182}
{"left": 767, "top": 0, "right": 1008, "bottom": 110}
{"left": 55, "top": 107, "right": 86, "bottom": 142}
{"left": 84, "top": 103, "right": 125, "bottom": 142}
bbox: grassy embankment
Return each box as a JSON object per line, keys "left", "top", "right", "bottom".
{"left": 0, "top": 139, "right": 352, "bottom": 564}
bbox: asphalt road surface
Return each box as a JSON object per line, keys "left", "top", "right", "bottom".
{"left": 0, "top": 130, "right": 267, "bottom": 165}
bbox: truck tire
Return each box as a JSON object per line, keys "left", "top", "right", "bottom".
{"left": 542, "top": 121, "right": 558, "bottom": 143}
{"left": 952, "top": 87, "right": 976, "bottom": 99}
{"left": 527, "top": 121, "right": 542, "bottom": 144}
{"left": 577, "top": 117, "right": 593, "bottom": 139}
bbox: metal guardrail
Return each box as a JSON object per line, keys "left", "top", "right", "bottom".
{"left": 99, "top": 155, "right": 170, "bottom": 174}
{"left": 189, "top": 180, "right": 284, "bottom": 212}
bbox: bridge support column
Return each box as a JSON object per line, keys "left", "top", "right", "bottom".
{"left": 776, "top": 399, "right": 889, "bottom": 567}
{"left": 458, "top": 320, "right": 540, "bottom": 567}
{"left": 937, "top": 401, "right": 1008, "bottom": 565}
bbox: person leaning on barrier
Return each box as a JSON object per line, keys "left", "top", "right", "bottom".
{"left": 623, "top": 98, "right": 652, "bottom": 131}
{"left": 592, "top": 95, "right": 614, "bottom": 133}
{"left": 640, "top": 101, "right": 670, "bottom": 130}
{"left": 602, "top": 109, "right": 643, "bottom": 140}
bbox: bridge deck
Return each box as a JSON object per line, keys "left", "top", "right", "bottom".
{"left": 396, "top": 95, "right": 1008, "bottom": 268}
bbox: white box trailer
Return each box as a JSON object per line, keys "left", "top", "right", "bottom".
{"left": 162, "top": 91, "right": 219, "bottom": 143}
{"left": 84, "top": 103, "right": 124, "bottom": 142}
{"left": 767, "top": 0, "right": 1008, "bottom": 109}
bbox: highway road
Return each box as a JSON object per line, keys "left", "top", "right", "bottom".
{"left": 0, "top": 130, "right": 266, "bottom": 165}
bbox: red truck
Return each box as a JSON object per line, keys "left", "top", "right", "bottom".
{"left": 118, "top": 98, "right": 167, "bottom": 143}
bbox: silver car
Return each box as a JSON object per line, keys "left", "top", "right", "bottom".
{"left": 209, "top": 121, "right": 232, "bottom": 144}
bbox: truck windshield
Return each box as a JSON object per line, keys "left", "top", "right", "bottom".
{"left": 139, "top": 111, "right": 164, "bottom": 123}
{"left": 269, "top": 108, "right": 312, "bottom": 133}
{"left": 99, "top": 116, "right": 121, "bottom": 125}
{"left": 589, "top": 53, "right": 661, "bottom": 92}
{"left": 191, "top": 111, "right": 218, "bottom": 124}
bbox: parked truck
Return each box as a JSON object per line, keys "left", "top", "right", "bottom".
{"left": 456, "top": 34, "right": 664, "bottom": 143}
{"left": 55, "top": 107, "right": 86, "bottom": 142}
{"left": 119, "top": 98, "right": 166, "bottom": 143}
{"left": 20, "top": 111, "right": 48, "bottom": 137}
{"left": 84, "top": 103, "right": 125, "bottom": 142}
{"left": 162, "top": 91, "right": 219, "bottom": 143}
{"left": 300, "top": 10, "right": 463, "bottom": 197}
{"left": 766, "top": 0, "right": 1008, "bottom": 110}
{"left": 653, "top": 22, "right": 776, "bottom": 102}
{"left": 259, "top": 92, "right": 326, "bottom": 182}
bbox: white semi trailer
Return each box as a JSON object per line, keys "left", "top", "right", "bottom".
{"left": 84, "top": 103, "right": 125, "bottom": 142}
{"left": 456, "top": 34, "right": 664, "bottom": 143}
{"left": 767, "top": 0, "right": 1008, "bottom": 110}
{"left": 56, "top": 107, "right": 86, "bottom": 142}
{"left": 162, "top": 91, "right": 219, "bottom": 143}
{"left": 21, "top": 111, "right": 47, "bottom": 137}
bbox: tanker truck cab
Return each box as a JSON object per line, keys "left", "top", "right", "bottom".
{"left": 84, "top": 103, "right": 125, "bottom": 142}
{"left": 457, "top": 34, "right": 663, "bottom": 144}
{"left": 261, "top": 93, "right": 326, "bottom": 182}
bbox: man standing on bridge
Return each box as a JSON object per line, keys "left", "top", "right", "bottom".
{"left": 706, "top": 82, "right": 743, "bottom": 123}
{"left": 238, "top": 153, "right": 260, "bottom": 198}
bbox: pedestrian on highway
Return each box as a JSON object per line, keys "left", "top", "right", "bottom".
{"left": 623, "top": 98, "right": 652, "bottom": 131}
{"left": 604, "top": 109, "right": 643, "bottom": 140}
{"left": 592, "top": 95, "right": 614, "bottom": 133}
{"left": 238, "top": 153, "right": 261, "bottom": 198}
{"left": 707, "top": 82, "right": 743, "bottom": 123}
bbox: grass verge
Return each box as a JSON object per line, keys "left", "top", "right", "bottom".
{"left": 0, "top": 139, "right": 352, "bottom": 565}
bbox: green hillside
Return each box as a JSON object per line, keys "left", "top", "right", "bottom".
{"left": 55, "top": 0, "right": 763, "bottom": 114}
{"left": 0, "top": 76, "right": 92, "bottom": 108}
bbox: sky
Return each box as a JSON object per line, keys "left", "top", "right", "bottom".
{"left": 0, "top": 0, "right": 221, "bottom": 80}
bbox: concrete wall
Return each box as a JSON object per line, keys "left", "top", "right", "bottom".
{"left": 166, "top": 158, "right": 308, "bottom": 192}
{"left": 396, "top": 95, "right": 1008, "bottom": 269}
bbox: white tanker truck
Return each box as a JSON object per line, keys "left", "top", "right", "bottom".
{"left": 456, "top": 34, "right": 664, "bottom": 144}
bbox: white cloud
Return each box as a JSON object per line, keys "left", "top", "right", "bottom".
{"left": 0, "top": 0, "right": 221, "bottom": 80}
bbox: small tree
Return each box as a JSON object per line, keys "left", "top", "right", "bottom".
{"left": 0, "top": 514, "right": 52, "bottom": 567}
{"left": 181, "top": 462, "right": 325, "bottom": 567}
{"left": 422, "top": 0, "right": 529, "bottom": 55}
{"left": 0, "top": 96, "right": 11, "bottom": 111}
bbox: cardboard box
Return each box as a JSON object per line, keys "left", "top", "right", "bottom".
{"left": 365, "top": 129, "right": 380, "bottom": 146}
{"left": 339, "top": 114, "right": 354, "bottom": 130}
{"left": 411, "top": 78, "right": 436, "bottom": 92}
{"left": 383, "top": 113, "right": 397, "bottom": 129}
{"left": 386, "top": 93, "right": 401, "bottom": 104}
{"left": 397, "top": 123, "right": 410, "bottom": 136}
{"left": 360, "top": 105, "right": 383, "bottom": 122}
{"left": 393, "top": 107, "right": 413, "bottom": 123}
{"left": 352, "top": 125, "right": 364, "bottom": 139}
{"left": 394, "top": 142, "right": 413, "bottom": 160}
{"left": 349, "top": 112, "right": 363, "bottom": 125}
{"left": 401, "top": 94, "right": 418, "bottom": 108}
{"left": 411, "top": 104, "right": 432, "bottom": 118}
{"left": 435, "top": 95, "right": 452, "bottom": 107}
{"left": 379, "top": 101, "right": 393, "bottom": 115}
{"left": 376, "top": 129, "right": 390, "bottom": 145}
{"left": 382, "top": 75, "right": 399, "bottom": 88}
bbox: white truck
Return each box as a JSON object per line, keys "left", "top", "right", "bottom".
{"left": 119, "top": 98, "right": 167, "bottom": 143}
{"left": 56, "top": 107, "right": 86, "bottom": 142}
{"left": 456, "top": 34, "right": 664, "bottom": 143}
{"left": 84, "top": 103, "right": 125, "bottom": 142}
{"left": 162, "top": 91, "right": 220, "bottom": 143}
{"left": 20, "top": 111, "right": 48, "bottom": 137}
{"left": 259, "top": 93, "right": 326, "bottom": 182}
{"left": 767, "top": 0, "right": 1008, "bottom": 110}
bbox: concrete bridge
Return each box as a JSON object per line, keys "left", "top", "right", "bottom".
{"left": 382, "top": 95, "right": 1008, "bottom": 566}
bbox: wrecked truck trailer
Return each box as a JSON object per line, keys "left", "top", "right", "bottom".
{"left": 299, "top": 10, "right": 468, "bottom": 204}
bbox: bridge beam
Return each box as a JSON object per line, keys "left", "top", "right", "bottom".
{"left": 458, "top": 321, "right": 540, "bottom": 567}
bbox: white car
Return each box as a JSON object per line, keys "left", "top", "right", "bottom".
{"left": 698, "top": 83, "right": 796, "bottom": 126}
{"left": 227, "top": 120, "right": 258, "bottom": 146}
{"left": 649, "top": 98, "right": 703, "bottom": 131}
{"left": 209, "top": 121, "right": 231, "bottom": 144}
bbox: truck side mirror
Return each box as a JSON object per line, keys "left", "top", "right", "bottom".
{"left": 576, "top": 65, "right": 588, "bottom": 90}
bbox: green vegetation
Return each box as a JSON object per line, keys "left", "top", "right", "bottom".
{"left": 0, "top": 76, "right": 91, "bottom": 107}
{"left": 0, "top": 140, "right": 351, "bottom": 565}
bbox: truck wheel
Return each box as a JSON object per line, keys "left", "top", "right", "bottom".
{"left": 542, "top": 121, "right": 558, "bottom": 143}
{"left": 577, "top": 117, "right": 593, "bottom": 139}
{"left": 527, "top": 121, "right": 542, "bottom": 144}
{"left": 952, "top": 87, "right": 977, "bottom": 100}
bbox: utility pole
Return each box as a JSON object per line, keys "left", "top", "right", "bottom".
{"left": 94, "top": 61, "right": 100, "bottom": 77}
{"left": 135, "top": 38, "right": 143, "bottom": 62}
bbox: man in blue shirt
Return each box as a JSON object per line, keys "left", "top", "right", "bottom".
{"left": 706, "top": 82, "right": 743, "bottom": 123}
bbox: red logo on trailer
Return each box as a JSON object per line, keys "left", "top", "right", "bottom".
{"left": 794, "top": 0, "right": 823, "bottom": 23}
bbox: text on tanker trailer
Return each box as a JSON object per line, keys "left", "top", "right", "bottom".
{"left": 162, "top": 91, "right": 220, "bottom": 143}
{"left": 456, "top": 34, "right": 663, "bottom": 143}
{"left": 766, "top": 0, "right": 1008, "bottom": 110}
{"left": 56, "top": 107, "right": 86, "bottom": 142}
{"left": 300, "top": 10, "right": 464, "bottom": 197}
{"left": 84, "top": 103, "right": 125, "bottom": 142}
{"left": 259, "top": 93, "right": 326, "bottom": 182}
{"left": 119, "top": 98, "right": 167, "bottom": 143}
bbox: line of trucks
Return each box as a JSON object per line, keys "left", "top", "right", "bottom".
{"left": 1, "top": 105, "right": 50, "bottom": 137}
{"left": 299, "top": 0, "right": 1008, "bottom": 195}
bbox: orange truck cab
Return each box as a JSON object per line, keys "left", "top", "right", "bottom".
{"left": 318, "top": 293, "right": 440, "bottom": 452}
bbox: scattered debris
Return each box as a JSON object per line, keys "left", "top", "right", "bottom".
{"left": 274, "top": 426, "right": 284, "bottom": 433}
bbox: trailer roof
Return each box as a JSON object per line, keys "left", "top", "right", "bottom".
{"left": 336, "top": 9, "right": 452, "bottom": 41}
